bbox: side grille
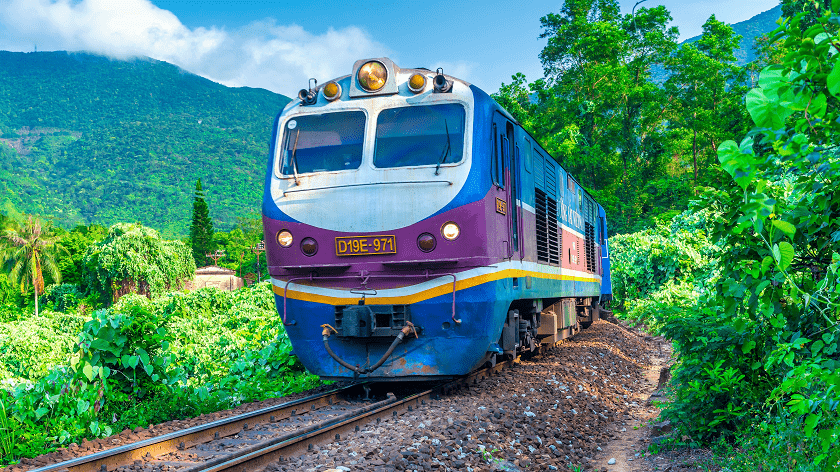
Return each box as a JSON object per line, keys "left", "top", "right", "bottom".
{"left": 583, "top": 197, "right": 596, "bottom": 273}
{"left": 536, "top": 189, "right": 559, "bottom": 265}
{"left": 585, "top": 222, "right": 595, "bottom": 272}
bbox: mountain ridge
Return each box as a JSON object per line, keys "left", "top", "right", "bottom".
{"left": 681, "top": 4, "right": 782, "bottom": 64}
{"left": 0, "top": 51, "right": 290, "bottom": 236}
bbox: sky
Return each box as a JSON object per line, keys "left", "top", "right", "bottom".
{"left": 0, "top": 0, "right": 781, "bottom": 98}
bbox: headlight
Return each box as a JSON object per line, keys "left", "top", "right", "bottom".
{"left": 300, "top": 237, "right": 318, "bottom": 256}
{"left": 417, "top": 233, "right": 436, "bottom": 252}
{"left": 441, "top": 222, "right": 460, "bottom": 241}
{"left": 277, "top": 230, "right": 293, "bottom": 247}
{"left": 408, "top": 73, "right": 426, "bottom": 93}
{"left": 358, "top": 61, "right": 387, "bottom": 92}
{"left": 323, "top": 81, "right": 341, "bottom": 101}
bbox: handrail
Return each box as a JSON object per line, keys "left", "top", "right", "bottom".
{"left": 283, "top": 180, "right": 452, "bottom": 196}
{"left": 282, "top": 271, "right": 459, "bottom": 325}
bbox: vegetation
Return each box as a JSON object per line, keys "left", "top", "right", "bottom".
{"left": 0, "top": 215, "right": 316, "bottom": 465}
{"left": 1, "top": 0, "right": 837, "bottom": 468}
{"left": 83, "top": 223, "right": 195, "bottom": 302}
{"left": 0, "top": 282, "right": 317, "bottom": 463}
{"left": 190, "top": 179, "right": 215, "bottom": 267}
{"left": 680, "top": 4, "right": 781, "bottom": 65}
{"left": 1, "top": 217, "right": 64, "bottom": 316}
{"left": 496, "top": 0, "right": 838, "bottom": 469}
{"left": 493, "top": 0, "right": 752, "bottom": 234}
{"left": 0, "top": 51, "right": 290, "bottom": 237}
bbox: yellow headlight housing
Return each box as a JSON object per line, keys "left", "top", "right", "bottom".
{"left": 442, "top": 222, "right": 460, "bottom": 241}
{"left": 277, "top": 230, "right": 293, "bottom": 247}
{"left": 358, "top": 61, "right": 387, "bottom": 92}
{"left": 323, "top": 81, "right": 341, "bottom": 101}
{"left": 408, "top": 73, "right": 426, "bottom": 93}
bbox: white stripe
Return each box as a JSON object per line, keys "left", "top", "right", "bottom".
{"left": 272, "top": 260, "right": 601, "bottom": 299}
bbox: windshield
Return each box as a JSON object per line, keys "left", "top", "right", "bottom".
{"left": 374, "top": 104, "right": 466, "bottom": 168}
{"left": 279, "top": 111, "right": 365, "bottom": 175}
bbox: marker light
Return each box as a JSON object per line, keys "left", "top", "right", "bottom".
{"left": 277, "top": 230, "right": 293, "bottom": 247}
{"left": 323, "top": 81, "right": 341, "bottom": 101}
{"left": 300, "top": 237, "right": 318, "bottom": 256}
{"left": 442, "top": 222, "right": 460, "bottom": 241}
{"left": 408, "top": 73, "right": 426, "bottom": 93}
{"left": 417, "top": 233, "right": 436, "bottom": 252}
{"left": 358, "top": 61, "right": 387, "bottom": 92}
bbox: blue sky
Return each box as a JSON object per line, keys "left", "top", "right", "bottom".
{"left": 0, "top": 0, "right": 780, "bottom": 97}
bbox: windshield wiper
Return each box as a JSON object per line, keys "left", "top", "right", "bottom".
{"left": 434, "top": 120, "right": 451, "bottom": 176}
{"left": 290, "top": 129, "right": 301, "bottom": 185}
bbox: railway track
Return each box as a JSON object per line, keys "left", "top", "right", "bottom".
{"left": 28, "top": 361, "right": 513, "bottom": 472}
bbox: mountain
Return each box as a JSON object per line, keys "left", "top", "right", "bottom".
{"left": 682, "top": 4, "right": 782, "bottom": 65}
{"left": 648, "top": 4, "right": 782, "bottom": 84}
{"left": 0, "top": 51, "right": 291, "bottom": 236}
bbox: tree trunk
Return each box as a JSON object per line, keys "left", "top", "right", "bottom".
{"left": 692, "top": 82, "right": 698, "bottom": 196}
{"left": 33, "top": 272, "right": 39, "bottom": 317}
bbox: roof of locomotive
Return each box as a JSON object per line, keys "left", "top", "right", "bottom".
{"left": 278, "top": 57, "right": 603, "bottom": 217}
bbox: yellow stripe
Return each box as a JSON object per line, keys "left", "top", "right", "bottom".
{"left": 271, "top": 269, "right": 600, "bottom": 305}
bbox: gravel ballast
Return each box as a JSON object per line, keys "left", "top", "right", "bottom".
{"left": 9, "top": 320, "right": 661, "bottom": 472}
{"left": 267, "top": 320, "right": 658, "bottom": 472}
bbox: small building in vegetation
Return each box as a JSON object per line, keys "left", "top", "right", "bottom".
{"left": 184, "top": 266, "right": 244, "bottom": 291}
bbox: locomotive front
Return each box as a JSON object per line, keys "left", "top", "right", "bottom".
{"left": 263, "top": 58, "right": 499, "bottom": 380}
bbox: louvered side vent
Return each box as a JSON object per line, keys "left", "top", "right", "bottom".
{"left": 584, "top": 198, "right": 596, "bottom": 273}
{"left": 547, "top": 196, "right": 559, "bottom": 265}
{"left": 544, "top": 164, "right": 557, "bottom": 198}
{"left": 585, "top": 222, "right": 595, "bottom": 272}
{"left": 534, "top": 153, "right": 545, "bottom": 189}
{"left": 536, "top": 189, "right": 549, "bottom": 263}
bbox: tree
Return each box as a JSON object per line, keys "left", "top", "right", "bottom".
{"left": 189, "top": 179, "right": 214, "bottom": 266}
{"left": 56, "top": 224, "right": 107, "bottom": 286}
{"left": 659, "top": 5, "right": 840, "bottom": 460}
{"left": 1, "top": 216, "right": 63, "bottom": 316}
{"left": 665, "top": 15, "right": 750, "bottom": 193}
{"left": 781, "top": 0, "right": 833, "bottom": 29}
{"left": 495, "top": 0, "right": 681, "bottom": 233}
{"left": 83, "top": 223, "right": 195, "bottom": 302}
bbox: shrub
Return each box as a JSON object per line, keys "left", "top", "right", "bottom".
{"left": 40, "top": 283, "right": 82, "bottom": 313}
{"left": 82, "top": 223, "right": 195, "bottom": 302}
{"left": 0, "top": 312, "right": 85, "bottom": 382}
{"left": 609, "top": 208, "right": 718, "bottom": 307}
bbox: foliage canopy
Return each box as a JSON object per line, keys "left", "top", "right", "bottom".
{"left": 82, "top": 223, "right": 195, "bottom": 302}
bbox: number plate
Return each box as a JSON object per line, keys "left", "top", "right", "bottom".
{"left": 335, "top": 235, "right": 397, "bottom": 256}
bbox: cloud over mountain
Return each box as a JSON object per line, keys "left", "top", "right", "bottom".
{"left": 0, "top": 0, "right": 391, "bottom": 95}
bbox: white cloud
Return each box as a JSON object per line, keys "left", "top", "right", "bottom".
{"left": 0, "top": 0, "right": 391, "bottom": 96}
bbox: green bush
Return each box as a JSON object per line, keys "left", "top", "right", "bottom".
{"left": 609, "top": 208, "right": 718, "bottom": 307}
{"left": 72, "top": 300, "right": 184, "bottom": 399}
{"left": 0, "top": 312, "right": 85, "bottom": 382}
{"left": 647, "top": 7, "right": 840, "bottom": 469}
{"left": 623, "top": 280, "right": 700, "bottom": 331}
{"left": 41, "top": 283, "right": 83, "bottom": 313}
{"left": 0, "top": 282, "right": 322, "bottom": 465}
{"left": 82, "top": 223, "right": 195, "bottom": 302}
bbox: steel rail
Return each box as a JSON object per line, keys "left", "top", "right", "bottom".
{"left": 30, "top": 341, "right": 538, "bottom": 472}
{"left": 192, "top": 359, "right": 514, "bottom": 472}
{"left": 27, "top": 384, "right": 362, "bottom": 472}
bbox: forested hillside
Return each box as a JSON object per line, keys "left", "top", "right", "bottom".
{"left": 682, "top": 4, "right": 782, "bottom": 64}
{"left": 0, "top": 52, "right": 290, "bottom": 236}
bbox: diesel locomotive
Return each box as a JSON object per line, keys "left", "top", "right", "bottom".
{"left": 262, "top": 58, "right": 613, "bottom": 380}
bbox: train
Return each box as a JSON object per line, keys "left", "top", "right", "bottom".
{"left": 261, "top": 58, "right": 613, "bottom": 381}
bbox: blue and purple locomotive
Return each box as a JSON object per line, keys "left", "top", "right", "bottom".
{"left": 262, "top": 58, "right": 612, "bottom": 380}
